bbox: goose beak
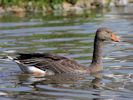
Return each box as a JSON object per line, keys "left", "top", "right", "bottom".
{"left": 111, "top": 33, "right": 120, "bottom": 42}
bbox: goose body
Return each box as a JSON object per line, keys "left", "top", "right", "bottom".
{"left": 7, "top": 27, "right": 119, "bottom": 75}
{"left": 11, "top": 53, "right": 88, "bottom": 75}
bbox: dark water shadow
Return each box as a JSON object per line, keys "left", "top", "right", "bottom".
{"left": 14, "top": 72, "right": 109, "bottom": 100}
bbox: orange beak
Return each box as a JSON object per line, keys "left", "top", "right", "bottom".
{"left": 111, "top": 33, "right": 120, "bottom": 42}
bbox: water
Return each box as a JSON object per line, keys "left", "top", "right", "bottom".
{"left": 0, "top": 5, "right": 133, "bottom": 100}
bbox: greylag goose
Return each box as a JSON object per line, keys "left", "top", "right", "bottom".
{"left": 7, "top": 27, "right": 119, "bottom": 75}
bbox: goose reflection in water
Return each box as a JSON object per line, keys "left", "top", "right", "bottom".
{"left": 15, "top": 72, "right": 113, "bottom": 100}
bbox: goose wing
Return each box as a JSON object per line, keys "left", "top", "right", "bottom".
{"left": 15, "top": 53, "right": 86, "bottom": 73}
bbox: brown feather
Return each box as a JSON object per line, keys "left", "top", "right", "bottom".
{"left": 16, "top": 53, "right": 87, "bottom": 74}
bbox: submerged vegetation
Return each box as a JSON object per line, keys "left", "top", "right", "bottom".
{"left": 0, "top": 0, "right": 80, "bottom": 7}
{"left": 0, "top": 0, "right": 130, "bottom": 16}
{"left": 0, "top": 0, "right": 110, "bottom": 16}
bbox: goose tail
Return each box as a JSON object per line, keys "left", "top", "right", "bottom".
{"left": 6, "top": 56, "right": 14, "bottom": 60}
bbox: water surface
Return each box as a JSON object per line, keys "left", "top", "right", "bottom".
{"left": 0, "top": 5, "right": 133, "bottom": 100}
